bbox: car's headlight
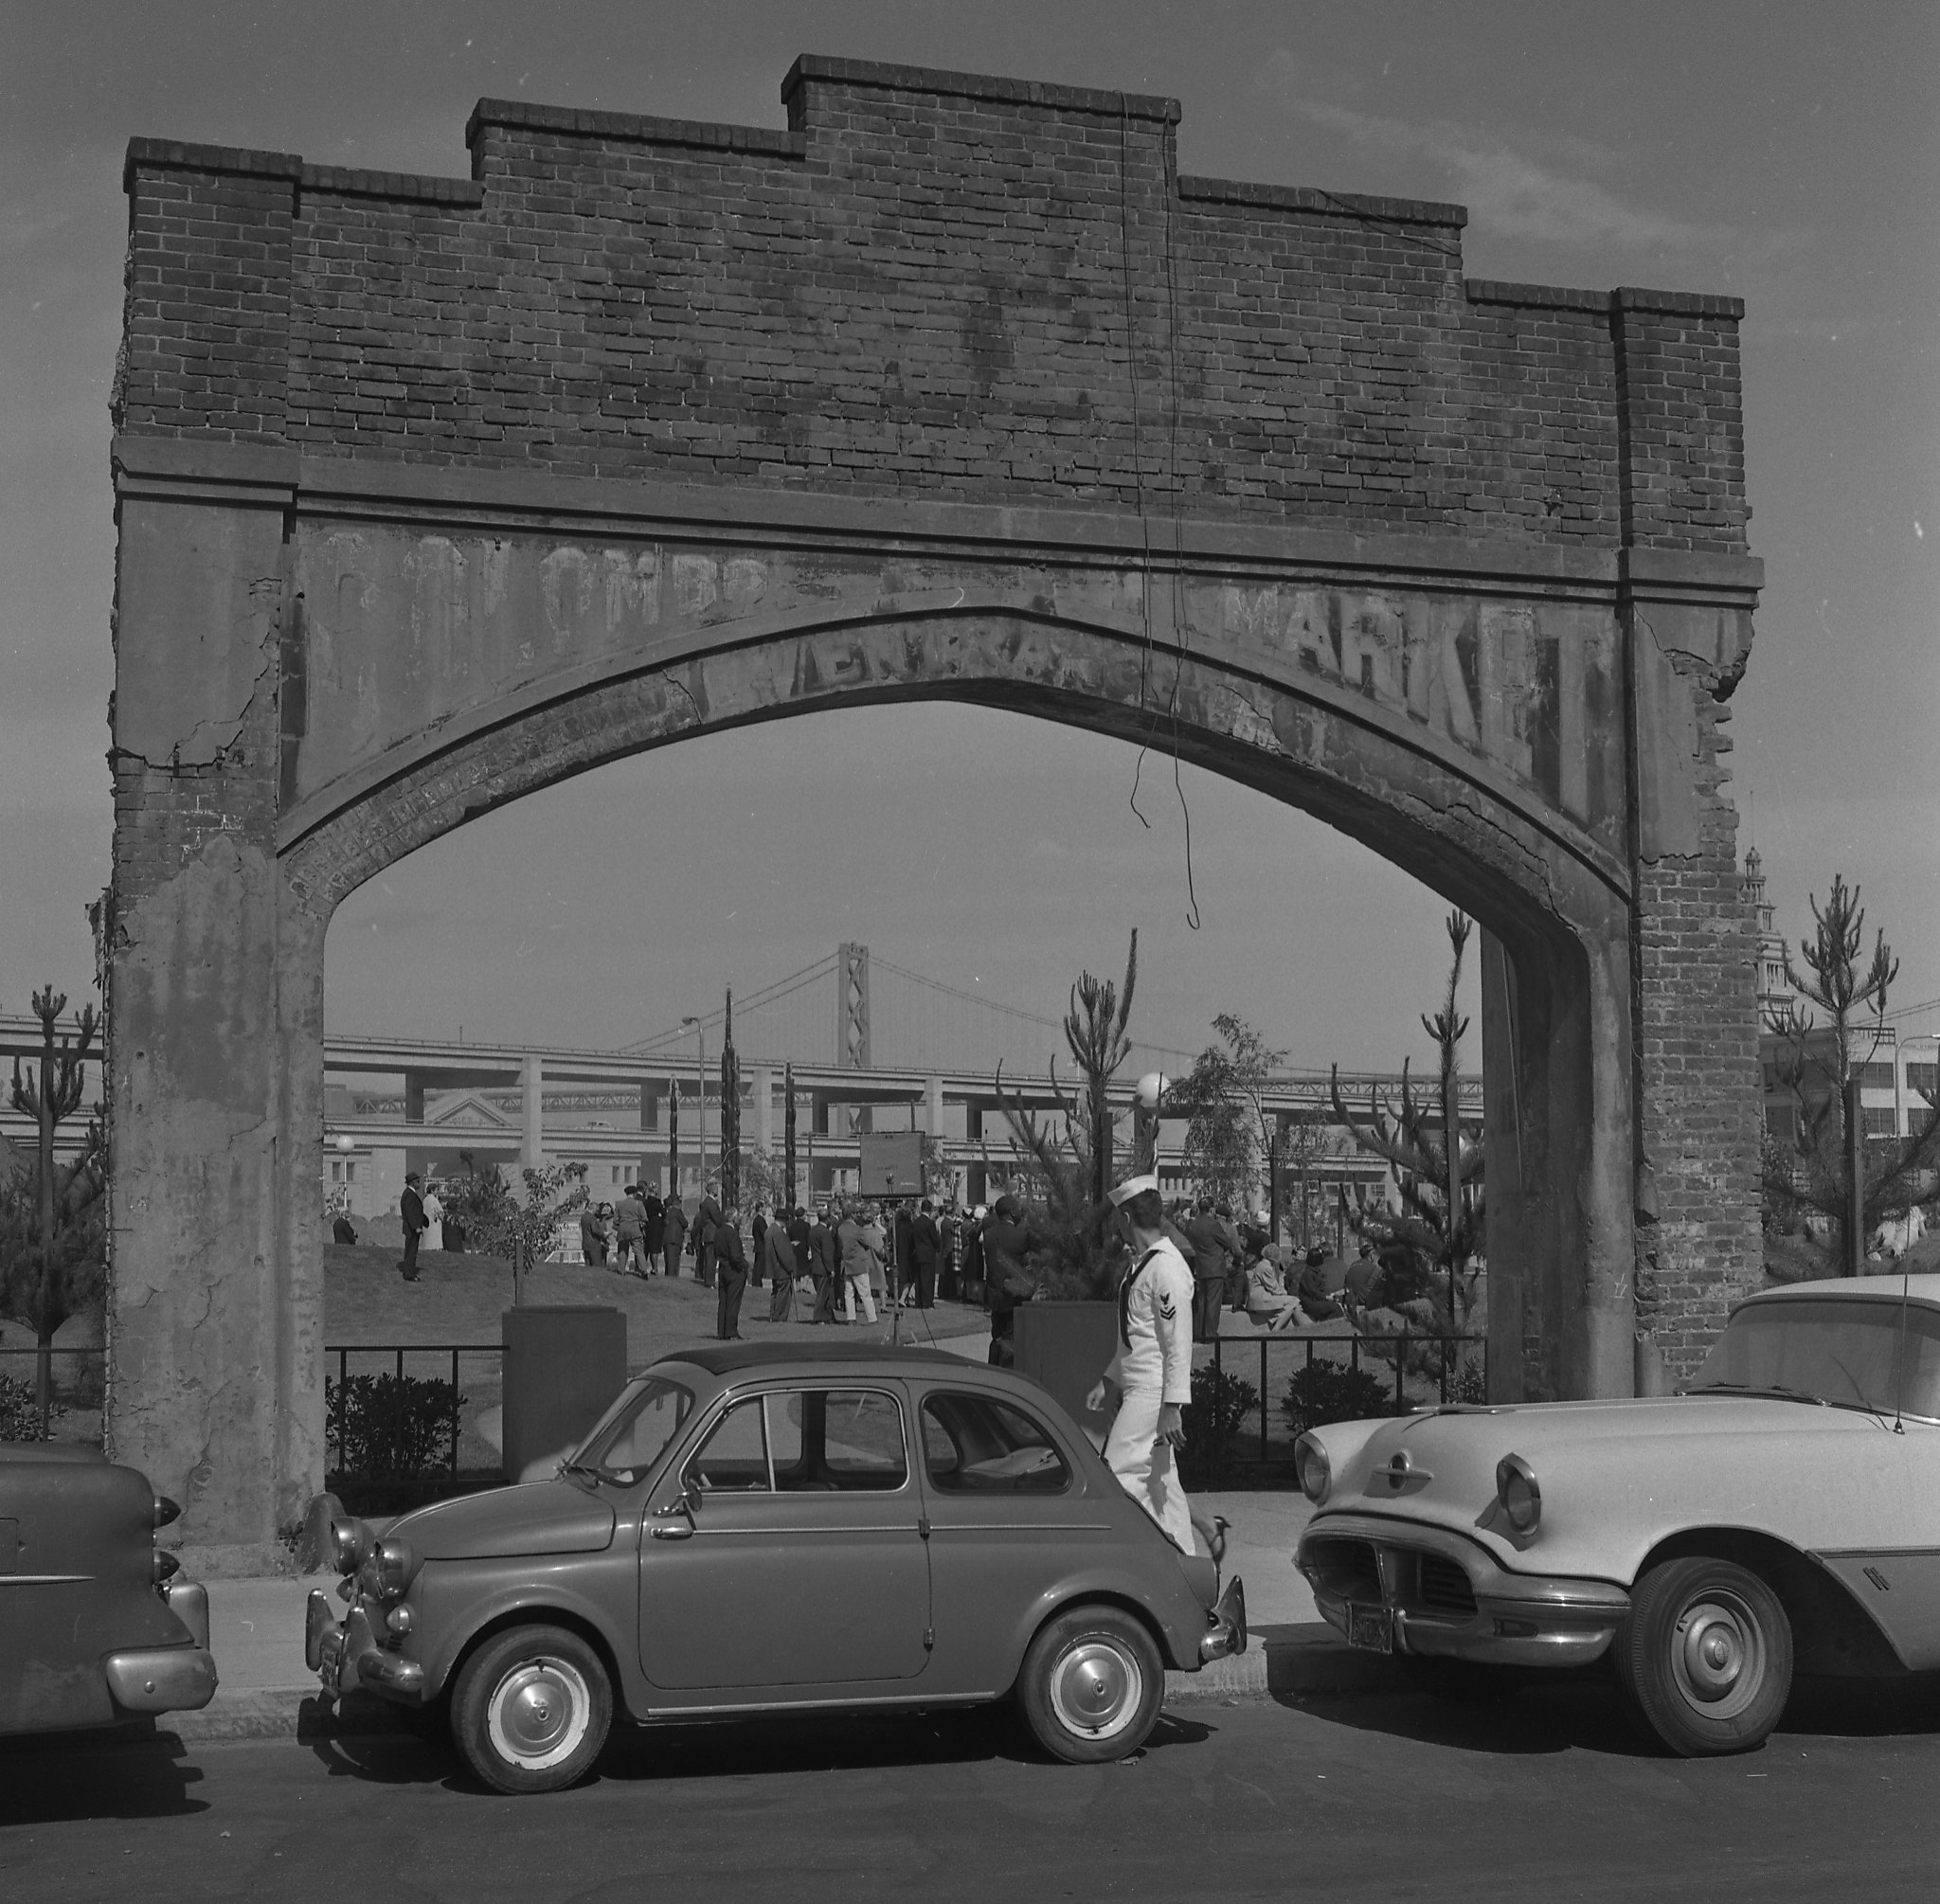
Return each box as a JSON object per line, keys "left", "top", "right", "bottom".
{"left": 1294, "top": 1432, "right": 1331, "bottom": 1505}
{"left": 1496, "top": 1453, "right": 1541, "bottom": 1534}
{"left": 373, "top": 1536, "right": 417, "bottom": 1600}
{"left": 330, "top": 1515, "right": 371, "bottom": 1576}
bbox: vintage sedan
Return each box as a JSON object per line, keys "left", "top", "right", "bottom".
{"left": 1, "top": 1445, "right": 217, "bottom": 1734}
{"left": 309, "top": 1342, "right": 1246, "bottom": 1792}
{"left": 1295, "top": 1273, "right": 1940, "bottom": 1755}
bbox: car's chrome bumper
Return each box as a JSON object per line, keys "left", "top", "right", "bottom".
{"left": 1297, "top": 1512, "right": 1630, "bottom": 1670}
{"left": 104, "top": 1644, "right": 219, "bottom": 1714}
{"left": 308, "top": 1587, "right": 426, "bottom": 1703}
{"left": 1199, "top": 1575, "right": 1248, "bottom": 1663}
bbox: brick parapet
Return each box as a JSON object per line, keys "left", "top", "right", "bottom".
{"left": 118, "top": 56, "right": 1750, "bottom": 551}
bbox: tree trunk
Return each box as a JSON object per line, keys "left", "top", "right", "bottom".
{"left": 35, "top": 1012, "right": 56, "bottom": 1414}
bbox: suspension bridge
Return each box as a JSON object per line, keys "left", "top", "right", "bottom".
{"left": 620, "top": 943, "right": 1203, "bottom": 1081}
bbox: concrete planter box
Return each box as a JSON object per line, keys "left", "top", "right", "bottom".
{"left": 1011, "top": 1301, "right": 1117, "bottom": 1444}
{"left": 501, "top": 1305, "right": 628, "bottom": 1482}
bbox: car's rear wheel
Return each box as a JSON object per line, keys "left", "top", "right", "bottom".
{"left": 1017, "top": 1605, "right": 1164, "bottom": 1764}
{"left": 1399, "top": 1655, "right": 1524, "bottom": 1707}
{"left": 1614, "top": 1556, "right": 1792, "bottom": 1757}
{"left": 451, "top": 1625, "right": 612, "bottom": 1794}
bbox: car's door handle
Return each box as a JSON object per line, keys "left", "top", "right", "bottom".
{"left": 650, "top": 1521, "right": 693, "bottom": 1540}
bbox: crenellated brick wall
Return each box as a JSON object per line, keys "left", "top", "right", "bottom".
{"left": 119, "top": 57, "right": 1746, "bottom": 553}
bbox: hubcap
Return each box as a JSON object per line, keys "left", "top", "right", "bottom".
{"left": 1670, "top": 1594, "right": 1764, "bottom": 1719}
{"left": 1048, "top": 1639, "right": 1142, "bottom": 1740}
{"left": 486, "top": 1656, "right": 592, "bottom": 1769}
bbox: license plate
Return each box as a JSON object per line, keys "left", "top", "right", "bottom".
{"left": 1347, "top": 1604, "right": 1394, "bottom": 1653}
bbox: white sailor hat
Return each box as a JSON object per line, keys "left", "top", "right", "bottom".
{"left": 1108, "top": 1172, "right": 1160, "bottom": 1208}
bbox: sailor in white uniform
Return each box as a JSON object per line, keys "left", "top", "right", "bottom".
{"left": 1087, "top": 1172, "right": 1197, "bottom": 1554}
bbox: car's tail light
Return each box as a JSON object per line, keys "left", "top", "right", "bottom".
{"left": 152, "top": 1548, "right": 181, "bottom": 1585}
{"left": 153, "top": 1496, "right": 181, "bottom": 1529}
{"left": 1496, "top": 1453, "right": 1541, "bottom": 1534}
{"left": 1294, "top": 1433, "right": 1331, "bottom": 1505}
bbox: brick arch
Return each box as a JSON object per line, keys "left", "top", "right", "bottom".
{"left": 280, "top": 602, "right": 1621, "bottom": 949}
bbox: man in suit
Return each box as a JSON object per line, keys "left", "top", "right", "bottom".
{"left": 662, "top": 1193, "right": 689, "bottom": 1277}
{"left": 908, "top": 1198, "right": 943, "bottom": 1309}
{"left": 808, "top": 1203, "right": 840, "bottom": 1323}
{"left": 694, "top": 1180, "right": 726, "bottom": 1285}
{"left": 750, "top": 1205, "right": 769, "bottom": 1288}
{"left": 714, "top": 1212, "right": 749, "bottom": 1339}
{"left": 763, "top": 1218, "right": 799, "bottom": 1322}
{"left": 979, "top": 1194, "right": 1038, "bottom": 1366}
{"left": 398, "top": 1174, "right": 427, "bottom": 1283}
{"left": 1181, "top": 1195, "right": 1241, "bottom": 1342}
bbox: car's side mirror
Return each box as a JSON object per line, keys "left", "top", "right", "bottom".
{"left": 650, "top": 1482, "right": 699, "bottom": 1539}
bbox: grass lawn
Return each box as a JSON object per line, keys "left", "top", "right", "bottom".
{"left": 324, "top": 1244, "right": 987, "bottom": 1365}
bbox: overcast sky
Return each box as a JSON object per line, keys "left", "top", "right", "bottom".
{"left": 4, "top": 2, "right": 1936, "bottom": 1070}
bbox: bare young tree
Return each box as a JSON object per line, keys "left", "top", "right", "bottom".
{"left": 1329, "top": 913, "right": 1485, "bottom": 1325}
{"left": 1765, "top": 874, "right": 1940, "bottom": 1268}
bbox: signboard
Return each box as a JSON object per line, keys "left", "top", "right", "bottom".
{"left": 857, "top": 1131, "right": 925, "bottom": 1198}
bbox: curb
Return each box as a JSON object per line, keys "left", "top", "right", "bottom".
{"left": 166, "top": 1689, "right": 415, "bottom": 1746}
{"left": 1165, "top": 1623, "right": 1405, "bottom": 1703}
{"left": 163, "top": 1626, "right": 1394, "bottom": 1743}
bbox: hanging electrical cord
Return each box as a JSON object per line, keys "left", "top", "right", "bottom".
{"left": 1118, "top": 98, "right": 1202, "bottom": 929}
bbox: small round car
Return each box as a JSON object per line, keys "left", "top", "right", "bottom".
{"left": 309, "top": 1343, "right": 1246, "bottom": 1792}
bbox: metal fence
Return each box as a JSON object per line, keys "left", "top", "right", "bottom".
{"left": 0, "top": 1344, "right": 106, "bottom": 1441}
{"left": 325, "top": 1343, "right": 505, "bottom": 1482}
{"left": 1206, "top": 1330, "right": 1488, "bottom": 1464}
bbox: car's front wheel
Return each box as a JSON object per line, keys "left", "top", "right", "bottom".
{"left": 1017, "top": 1605, "right": 1164, "bottom": 1764}
{"left": 451, "top": 1625, "right": 613, "bottom": 1794}
{"left": 1614, "top": 1556, "right": 1793, "bottom": 1757}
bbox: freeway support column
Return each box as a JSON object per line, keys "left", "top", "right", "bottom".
{"left": 522, "top": 1054, "right": 545, "bottom": 1168}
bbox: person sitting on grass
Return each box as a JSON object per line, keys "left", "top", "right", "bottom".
{"left": 1244, "top": 1245, "right": 1309, "bottom": 1331}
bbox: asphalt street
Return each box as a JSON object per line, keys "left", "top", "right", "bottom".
{"left": 5, "top": 1679, "right": 1939, "bottom": 1904}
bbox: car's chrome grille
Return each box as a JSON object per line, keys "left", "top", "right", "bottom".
{"left": 1413, "top": 1553, "right": 1477, "bottom": 1617}
{"left": 1303, "top": 1536, "right": 1382, "bottom": 1605}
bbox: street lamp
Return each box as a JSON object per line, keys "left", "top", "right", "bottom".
{"left": 681, "top": 1015, "right": 707, "bottom": 1193}
{"left": 1132, "top": 1071, "right": 1167, "bottom": 1176}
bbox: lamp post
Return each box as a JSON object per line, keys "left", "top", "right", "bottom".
{"left": 681, "top": 1015, "right": 707, "bottom": 1194}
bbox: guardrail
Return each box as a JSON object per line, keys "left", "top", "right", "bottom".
{"left": 1207, "top": 1330, "right": 1488, "bottom": 1464}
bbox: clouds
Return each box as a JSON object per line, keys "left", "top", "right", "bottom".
{"left": 1256, "top": 47, "right": 1778, "bottom": 267}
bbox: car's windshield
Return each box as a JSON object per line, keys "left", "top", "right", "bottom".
{"left": 572, "top": 1377, "right": 694, "bottom": 1483}
{"left": 1690, "top": 1298, "right": 1940, "bottom": 1417}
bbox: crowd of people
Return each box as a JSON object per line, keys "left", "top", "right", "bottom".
{"left": 573, "top": 1177, "right": 1449, "bottom": 1348}
{"left": 579, "top": 1181, "right": 1012, "bottom": 1342}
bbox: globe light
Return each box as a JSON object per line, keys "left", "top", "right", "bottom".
{"left": 335, "top": 1134, "right": 355, "bottom": 1154}
{"left": 1134, "top": 1072, "right": 1168, "bottom": 1110}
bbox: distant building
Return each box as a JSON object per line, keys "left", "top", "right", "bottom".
{"left": 1745, "top": 847, "right": 1793, "bottom": 1026}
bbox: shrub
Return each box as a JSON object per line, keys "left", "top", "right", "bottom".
{"left": 1179, "top": 1361, "right": 1261, "bottom": 1485}
{"left": 1281, "top": 1360, "right": 1396, "bottom": 1437}
{"left": 327, "top": 1372, "right": 464, "bottom": 1479}
{"left": 0, "top": 1370, "right": 57, "bottom": 1441}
